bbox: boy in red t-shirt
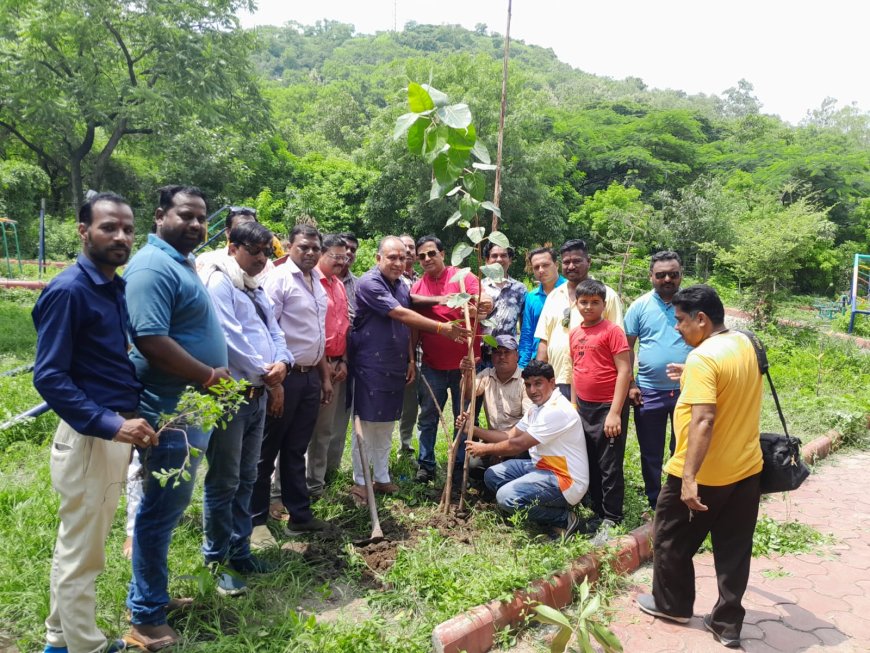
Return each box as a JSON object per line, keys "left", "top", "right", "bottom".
{"left": 569, "top": 279, "right": 631, "bottom": 530}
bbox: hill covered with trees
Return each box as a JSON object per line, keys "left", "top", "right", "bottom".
{"left": 1, "top": 5, "right": 868, "bottom": 307}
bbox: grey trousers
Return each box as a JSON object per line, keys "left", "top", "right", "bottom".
{"left": 305, "top": 378, "right": 351, "bottom": 495}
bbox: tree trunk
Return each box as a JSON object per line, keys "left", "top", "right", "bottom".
{"left": 92, "top": 117, "right": 128, "bottom": 190}
{"left": 69, "top": 156, "right": 84, "bottom": 212}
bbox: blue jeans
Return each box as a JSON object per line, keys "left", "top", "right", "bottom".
{"left": 484, "top": 459, "right": 570, "bottom": 528}
{"left": 417, "top": 364, "right": 464, "bottom": 472}
{"left": 127, "top": 424, "right": 211, "bottom": 625}
{"left": 633, "top": 387, "right": 679, "bottom": 508}
{"left": 202, "top": 394, "right": 266, "bottom": 565}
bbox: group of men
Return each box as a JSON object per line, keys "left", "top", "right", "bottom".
{"left": 33, "top": 186, "right": 765, "bottom": 652}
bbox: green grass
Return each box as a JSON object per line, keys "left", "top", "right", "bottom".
{"left": 1, "top": 294, "right": 867, "bottom": 652}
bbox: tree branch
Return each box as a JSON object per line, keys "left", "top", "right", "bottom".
{"left": 0, "top": 118, "right": 58, "bottom": 166}
{"left": 103, "top": 20, "right": 137, "bottom": 86}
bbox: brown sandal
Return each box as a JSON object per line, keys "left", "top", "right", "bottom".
{"left": 124, "top": 623, "right": 180, "bottom": 651}
{"left": 269, "top": 501, "right": 289, "bottom": 522}
{"left": 350, "top": 484, "right": 368, "bottom": 506}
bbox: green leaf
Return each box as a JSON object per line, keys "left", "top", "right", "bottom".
{"left": 482, "top": 334, "right": 499, "bottom": 348}
{"left": 488, "top": 230, "right": 510, "bottom": 248}
{"left": 445, "top": 211, "right": 463, "bottom": 227}
{"left": 407, "top": 119, "right": 426, "bottom": 154}
{"left": 451, "top": 242, "right": 474, "bottom": 266}
{"left": 590, "top": 623, "right": 624, "bottom": 653}
{"left": 190, "top": 447, "right": 201, "bottom": 458}
{"left": 421, "top": 83, "right": 449, "bottom": 107}
{"left": 458, "top": 219, "right": 471, "bottom": 229}
{"left": 394, "top": 112, "right": 419, "bottom": 140}
{"left": 436, "top": 103, "right": 472, "bottom": 129}
{"left": 459, "top": 195, "right": 479, "bottom": 220}
{"left": 433, "top": 152, "right": 462, "bottom": 187}
{"left": 579, "top": 628, "right": 595, "bottom": 653}
{"left": 423, "top": 125, "right": 449, "bottom": 163}
{"left": 550, "top": 625, "right": 572, "bottom": 653}
{"left": 462, "top": 171, "right": 487, "bottom": 201}
{"left": 408, "top": 82, "right": 435, "bottom": 112}
{"left": 472, "top": 162, "right": 498, "bottom": 171}
{"left": 480, "top": 263, "right": 505, "bottom": 281}
{"left": 449, "top": 267, "right": 471, "bottom": 284}
{"left": 531, "top": 604, "right": 572, "bottom": 629}
{"left": 181, "top": 469, "right": 191, "bottom": 482}
{"left": 430, "top": 178, "right": 450, "bottom": 201}
{"left": 446, "top": 186, "right": 463, "bottom": 197}
{"left": 445, "top": 292, "right": 472, "bottom": 308}
{"left": 447, "top": 124, "right": 476, "bottom": 150}
{"left": 579, "top": 577, "right": 590, "bottom": 603}
{"left": 448, "top": 146, "right": 470, "bottom": 171}
{"left": 580, "top": 594, "right": 600, "bottom": 620}
{"left": 467, "top": 226, "right": 485, "bottom": 244}
{"left": 471, "top": 140, "right": 491, "bottom": 164}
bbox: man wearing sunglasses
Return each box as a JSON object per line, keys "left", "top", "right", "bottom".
{"left": 623, "top": 251, "right": 693, "bottom": 509}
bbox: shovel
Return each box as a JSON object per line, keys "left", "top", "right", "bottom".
{"left": 353, "top": 416, "right": 385, "bottom": 546}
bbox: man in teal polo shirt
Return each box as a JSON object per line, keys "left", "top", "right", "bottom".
{"left": 624, "top": 251, "right": 693, "bottom": 509}
{"left": 517, "top": 247, "right": 565, "bottom": 368}
{"left": 123, "top": 186, "right": 231, "bottom": 651}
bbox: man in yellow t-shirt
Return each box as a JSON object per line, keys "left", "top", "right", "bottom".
{"left": 636, "top": 285, "right": 762, "bottom": 650}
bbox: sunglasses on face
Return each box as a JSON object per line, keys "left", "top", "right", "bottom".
{"left": 418, "top": 250, "right": 440, "bottom": 260}
{"left": 654, "top": 271, "right": 681, "bottom": 280}
{"left": 240, "top": 243, "right": 273, "bottom": 257}
{"left": 229, "top": 206, "right": 257, "bottom": 218}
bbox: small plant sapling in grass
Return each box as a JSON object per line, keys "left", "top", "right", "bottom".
{"left": 151, "top": 378, "right": 249, "bottom": 488}
{"left": 531, "top": 578, "right": 623, "bottom": 653}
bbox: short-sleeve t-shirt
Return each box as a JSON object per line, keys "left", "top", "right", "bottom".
{"left": 534, "top": 281, "right": 623, "bottom": 384}
{"left": 411, "top": 266, "right": 481, "bottom": 370}
{"left": 569, "top": 319, "right": 629, "bottom": 403}
{"left": 473, "top": 367, "right": 533, "bottom": 431}
{"left": 517, "top": 391, "right": 590, "bottom": 505}
{"left": 125, "top": 234, "right": 228, "bottom": 418}
{"left": 623, "top": 290, "right": 692, "bottom": 391}
{"left": 665, "top": 332, "right": 763, "bottom": 486}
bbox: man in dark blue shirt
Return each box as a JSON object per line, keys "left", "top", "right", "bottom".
{"left": 33, "top": 192, "right": 156, "bottom": 653}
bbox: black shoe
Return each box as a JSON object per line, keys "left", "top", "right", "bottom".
{"left": 562, "top": 512, "right": 583, "bottom": 540}
{"left": 703, "top": 614, "right": 741, "bottom": 648}
{"left": 414, "top": 467, "right": 435, "bottom": 483}
{"left": 229, "top": 554, "right": 275, "bottom": 575}
{"left": 636, "top": 593, "right": 690, "bottom": 624}
{"left": 285, "top": 517, "right": 329, "bottom": 537}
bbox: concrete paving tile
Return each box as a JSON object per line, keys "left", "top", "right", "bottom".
{"left": 742, "top": 584, "right": 799, "bottom": 607}
{"left": 811, "top": 626, "right": 853, "bottom": 646}
{"left": 756, "top": 620, "right": 823, "bottom": 650}
{"left": 828, "top": 611, "right": 870, "bottom": 640}
{"left": 741, "top": 639, "right": 789, "bottom": 653}
{"left": 774, "top": 600, "right": 842, "bottom": 631}
{"left": 743, "top": 609, "right": 781, "bottom": 625}
{"left": 757, "top": 573, "right": 813, "bottom": 593}
{"left": 804, "top": 572, "right": 864, "bottom": 598}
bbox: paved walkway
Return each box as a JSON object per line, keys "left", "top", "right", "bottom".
{"left": 608, "top": 451, "right": 870, "bottom": 652}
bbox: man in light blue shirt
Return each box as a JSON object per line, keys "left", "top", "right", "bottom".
{"left": 517, "top": 246, "right": 566, "bottom": 368}
{"left": 199, "top": 221, "right": 292, "bottom": 595}
{"left": 624, "top": 251, "right": 693, "bottom": 509}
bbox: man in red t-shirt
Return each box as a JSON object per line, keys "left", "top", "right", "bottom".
{"left": 569, "top": 278, "right": 631, "bottom": 532}
{"left": 411, "top": 235, "right": 490, "bottom": 483}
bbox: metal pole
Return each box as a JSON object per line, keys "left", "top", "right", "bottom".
{"left": 39, "top": 198, "right": 46, "bottom": 279}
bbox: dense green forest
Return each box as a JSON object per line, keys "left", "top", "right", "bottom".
{"left": 1, "top": 2, "right": 868, "bottom": 309}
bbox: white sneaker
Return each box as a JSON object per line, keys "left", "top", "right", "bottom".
{"left": 250, "top": 525, "right": 277, "bottom": 551}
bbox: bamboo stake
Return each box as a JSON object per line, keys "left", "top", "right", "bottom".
{"left": 491, "top": 0, "right": 512, "bottom": 232}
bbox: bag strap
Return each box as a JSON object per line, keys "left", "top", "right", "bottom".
{"left": 736, "top": 329, "right": 789, "bottom": 437}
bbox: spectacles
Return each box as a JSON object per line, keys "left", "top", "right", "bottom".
{"left": 418, "top": 250, "right": 440, "bottom": 260}
{"left": 229, "top": 206, "right": 257, "bottom": 218}
{"left": 241, "top": 243, "right": 273, "bottom": 257}
{"left": 295, "top": 244, "right": 322, "bottom": 254}
{"left": 325, "top": 252, "right": 349, "bottom": 263}
{"left": 654, "top": 271, "right": 681, "bottom": 280}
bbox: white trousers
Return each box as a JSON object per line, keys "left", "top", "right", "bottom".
{"left": 351, "top": 420, "right": 395, "bottom": 486}
{"left": 45, "top": 421, "right": 130, "bottom": 653}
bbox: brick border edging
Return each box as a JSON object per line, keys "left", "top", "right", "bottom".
{"left": 431, "top": 427, "right": 850, "bottom": 653}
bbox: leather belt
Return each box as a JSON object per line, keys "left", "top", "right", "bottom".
{"left": 244, "top": 386, "right": 265, "bottom": 400}
{"left": 289, "top": 364, "right": 316, "bottom": 374}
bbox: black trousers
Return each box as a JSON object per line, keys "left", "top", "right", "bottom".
{"left": 578, "top": 400, "right": 629, "bottom": 523}
{"left": 251, "top": 369, "right": 321, "bottom": 525}
{"left": 652, "top": 472, "right": 761, "bottom": 639}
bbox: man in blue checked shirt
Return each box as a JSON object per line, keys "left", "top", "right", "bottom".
{"left": 33, "top": 192, "right": 155, "bottom": 653}
{"left": 198, "top": 221, "right": 292, "bottom": 596}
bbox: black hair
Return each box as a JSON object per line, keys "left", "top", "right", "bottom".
{"left": 527, "top": 246, "right": 557, "bottom": 264}
{"left": 339, "top": 232, "right": 359, "bottom": 246}
{"left": 322, "top": 233, "right": 347, "bottom": 250}
{"left": 289, "top": 223, "right": 322, "bottom": 245}
{"left": 559, "top": 239, "right": 589, "bottom": 257}
{"left": 483, "top": 240, "right": 516, "bottom": 260}
{"left": 672, "top": 284, "right": 725, "bottom": 326}
{"left": 229, "top": 221, "right": 272, "bottom": 247}
{"left": 157, "top": 185, "right": 208, "bottom": 213}
{"left": 521, "top": 359, "right": 555, "bottom": 381}
{"left": 416, "top": 235, "right": 445, "bottom": 252}
{"left": 225, "top": 206, "right": 258, "bottom": 231}
{"left": 575, "top": 279, "right": 606, "bottom": 301}
{"left": 650, "top": 250, "right": 682, "bottom": 271}
{"left": 78, "top": 192, "right": 129, "bottom": 226}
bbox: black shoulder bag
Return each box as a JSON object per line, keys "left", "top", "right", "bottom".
{"left": 737, "top": 330, "right": 811, "bottom": 494}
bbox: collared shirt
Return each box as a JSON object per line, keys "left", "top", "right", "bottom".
{"left": 341, "top": 270, "right": 359, "bottom": 316}
{"left": 518, "top": 276, "right": 566, "bottom": 368}
{"left": 473, "top": 366, "right": 533, "bottom": 431}
{"left": 264, "top": 258, "right": 327, "bottom": 367}
{"left": 401, "top": 269, "right": 419, "bottom": 287}
{"left": 320, "top": 273, "right": 350, "bottom": 358}
{"left": 482, "top": 276, "right": 527, "bottom": 338}
{"left": 623, "top": 290, "right": 693, "bottom": 390}
{"left": 351, "top": 267, "right": 412, "bottom": 422}
{"left": 203, "top": 269, "right": 293, "bottom": 386}
{"left": 534, "top": 280, "right": 624, "bottom": 384}
{"left": 196, "top": 246, "right": 273, "bottom": 283}
{"left": 125, "top": 234, "right": 228, "bottom": 417}
{"left": 31, "top": 254, "right": 141, "bottom": 439}
{"left": 411, "top": 265, "right": 482, "bottom": 370}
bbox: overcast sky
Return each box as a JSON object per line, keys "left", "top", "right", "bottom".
{"left": 238, "top": 0, "right": 868, "bottom": 125}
